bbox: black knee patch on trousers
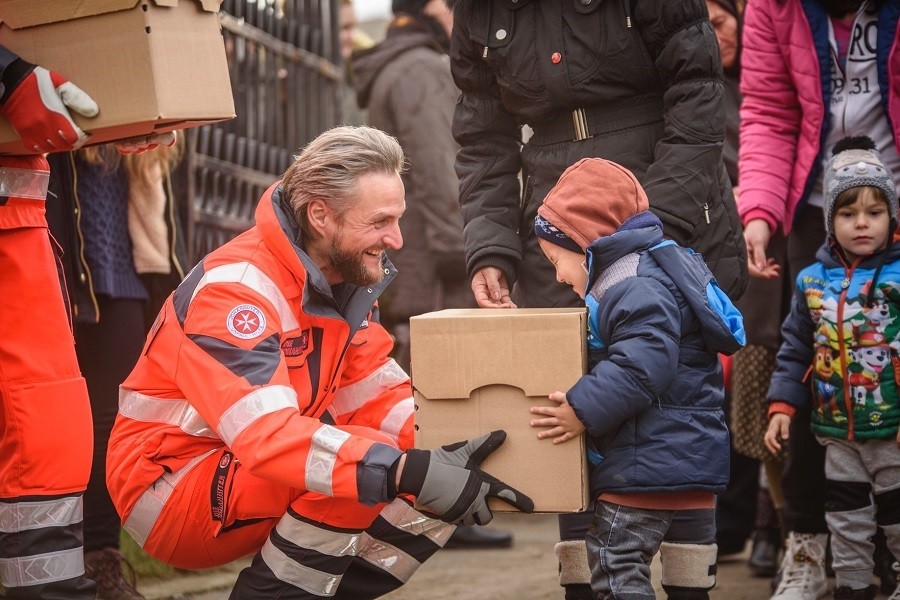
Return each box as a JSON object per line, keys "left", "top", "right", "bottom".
{"left": 874, "top": 486, "right": 900, "bottom": 526}
{"left": 824, "top": 479, "right": 872, "bottom": 512}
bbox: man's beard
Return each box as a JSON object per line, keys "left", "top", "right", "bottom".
{"left": 328, "top": 236, "right": 385, "bottom": 286}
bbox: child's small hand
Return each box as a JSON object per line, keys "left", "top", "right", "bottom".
{"left": 764, "top": 413, "right": 791, "bottom": 454}
{"left": 529, "top": 391, "right": 585, "bottom": 445}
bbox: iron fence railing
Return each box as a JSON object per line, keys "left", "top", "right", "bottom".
{"left": 186, "top": 0, "right": 343, "bottom": 263}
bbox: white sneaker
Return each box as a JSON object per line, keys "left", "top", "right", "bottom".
{"left": 770, "top": 532, "right": 828, "bottom": 600}
{"left": 888, "top": 562, "right": 900, "bottom": 600}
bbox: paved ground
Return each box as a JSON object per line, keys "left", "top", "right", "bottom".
{"left": 136, "top": 513, "right": 807, "bottom": 600}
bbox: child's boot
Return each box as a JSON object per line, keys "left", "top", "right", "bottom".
{"left": 555, "top": 540, "right": 593, "bottom": 599}
{"left": 831, "top": 585, "right": 877, "bottom": 600}
{"left": 659, "top": 542, "right": 718, "bottom": 600}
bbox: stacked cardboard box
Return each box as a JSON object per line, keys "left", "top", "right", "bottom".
{"left": 0, "top": 0, "right": 234, "bottom": 153}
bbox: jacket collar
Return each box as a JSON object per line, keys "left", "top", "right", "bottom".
{"left": 585, "top": 211, "right": 663, "bottom": 283}
{"left": 816, "top": 236, "right": 900, "bottom": 269}
{"left": 254, "top": 183, "right": 397, "bottom": 326}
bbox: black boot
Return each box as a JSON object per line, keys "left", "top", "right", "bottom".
{"left": 443, "top": 524, "right": 513, "bottom": 549}
{"left": 661, "top": 585, "right": 710, "bottom": 600}
{"left": 563, "top": 583, "right": 593, "bottom": 599}
{"left": 832, "top": 584, "right": 878, "bottom": 600}
{"left": 748, "top": 529, "right": 780, "bottom": 577}
{"left": 873, "top": 527, "right": 899, "bottom": 595}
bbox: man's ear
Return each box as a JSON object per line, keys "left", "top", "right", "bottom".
{"left": 306, "top": 199, "right": 331, "bottom": 237}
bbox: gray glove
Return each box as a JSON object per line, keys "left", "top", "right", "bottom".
{"left": 398, "top": 430, "right": 534, "bottom": 526}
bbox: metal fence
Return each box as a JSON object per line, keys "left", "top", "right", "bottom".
{"left": 185, "top": 0, "right": 344, "bottom": 263}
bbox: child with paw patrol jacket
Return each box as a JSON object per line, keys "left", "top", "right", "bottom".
{"left": 765, "top": 136, "right": 900, "bottom": 600}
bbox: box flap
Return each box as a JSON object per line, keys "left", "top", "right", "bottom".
{"left": 0, "top": 0, "right": 223, "bottom": 29}
{"left": 409, "top": 308, "right": 586, "bottom": 399}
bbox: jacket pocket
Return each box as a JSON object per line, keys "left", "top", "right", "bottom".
{"left": 3, "top": 376, "right": 92, "bottom": 493}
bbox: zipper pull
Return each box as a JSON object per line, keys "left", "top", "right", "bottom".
{"left": 482, "top": 46, "right": 488, "bottom": 59}
{"left": 626, "top": 15, "right": 632, "bottom": 28}
{"left": 703, "top": 203, "right": 710, "bottom": 224}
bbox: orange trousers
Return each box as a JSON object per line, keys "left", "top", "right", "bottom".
{"left": 0, "top": 224, "right": 92, "bottom": 498}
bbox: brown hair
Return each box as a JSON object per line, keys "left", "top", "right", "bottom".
{"left": 833, "top": 185, "right": 889, "bottom": 213}
{"left": 77, "top": 136, "right": 184, "bottom": 183}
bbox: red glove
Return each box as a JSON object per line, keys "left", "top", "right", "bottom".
{"left": 1, "top": 65, "right": 99, "bottom": 153}
{"left": 115, "top": 130, "right": 178, "bottom": 155}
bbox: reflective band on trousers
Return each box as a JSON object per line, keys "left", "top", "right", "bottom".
{"left": 0, "top": 547, "right": 83, "bottom": 588}
{"left": 353, "top": 500, "right": 455, "bottom": 582}
{"left": 191, "top": 262, "right": 299, "bottom": 331}
{"left": 357, "top": 533, "right": 420, "bottom": 583}
{"left": 0, "top": 496, "right": 83, "bottom": 533}
{"left": 259, "top": 502, "right": 446, "bottom": 592}
{"left": 217, "top": 385, "right": 298, "bottom": 446}
{"left": 329, "top": 359, "right": 408, "bottom": 417}
{"left": 123, "top": 449, "right": 218, "bottom": 547}
{"left": 378, "top": 498, "right": 454, "bottom": 548}
{"left": 273, "top": 515, "right": 363, "bottom": 557}
{"left": 305, "top": 425, "right": 350, "bottom": 496}
{"left": 118, "top": 388, "right": 217, "bottom": 438}
{"left": 260, "top": 539, "right": 341, "bottom": 596}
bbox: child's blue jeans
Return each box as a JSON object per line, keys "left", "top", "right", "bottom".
{"left": 586, "top": 501, "right": 716, "bottom": 599}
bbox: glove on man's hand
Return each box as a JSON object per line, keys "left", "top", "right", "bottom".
{"left": 1, "top": 62, "right": 99, "bottom": 153}
{"left": 398, "top": 430, "right": 534, "bottom": 526}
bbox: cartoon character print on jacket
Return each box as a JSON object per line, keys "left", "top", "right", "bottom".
{"left": 812, "top": 346, "right": 844, "bottom": 425}
{"left": 805, "top": 273, "right": 900, "bottom": 438}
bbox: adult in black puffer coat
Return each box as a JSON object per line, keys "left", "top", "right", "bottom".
{"left": 446, "top": 1, "right": 747, "bottom": 598}
{"left": 448, "top": 0, "right": 747, "bottom": 309}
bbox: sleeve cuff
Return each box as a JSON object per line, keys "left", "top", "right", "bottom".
{"left": 468, "top": 255, "right": 517, "bottom": 286}
{"left": 357, "top": 444, "right": 404, "bottom": 506}
{"left": 397, "top": 448, "right": 429, "bottom": 497}
{"left": 740, "top": 208, "right": 779, "bottom": 233}
{"left": 768, "top": 401, "right": 797, "bottom": 419}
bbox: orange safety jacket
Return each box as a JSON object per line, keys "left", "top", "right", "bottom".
{"left": 106, "top": 182, "right": 415, "bottom": 535}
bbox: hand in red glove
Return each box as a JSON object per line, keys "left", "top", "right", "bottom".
{"left": 1, "top": 63, "right": 99, "bottom": 153}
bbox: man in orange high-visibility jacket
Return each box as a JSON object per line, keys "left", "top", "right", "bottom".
{"left": 106, "top": 126, "right": 533, "bottom": 599}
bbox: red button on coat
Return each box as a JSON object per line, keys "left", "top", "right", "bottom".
{"left": 551, "top": 52, "right": 562, "bottom": 64}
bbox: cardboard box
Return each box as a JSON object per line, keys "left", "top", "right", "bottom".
{"left": 0, "top": 0, "right": 235, "bottom": 154}
{"left": 410, "top": 308, "right": 589, "bottom": 513}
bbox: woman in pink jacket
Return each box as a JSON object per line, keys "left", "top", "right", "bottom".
{"left": 739, "top": 1, "right": 900, "bottom": 598}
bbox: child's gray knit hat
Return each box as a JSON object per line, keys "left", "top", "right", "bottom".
{"left": 823, "top": 135, "right": 897, "bottom": 238}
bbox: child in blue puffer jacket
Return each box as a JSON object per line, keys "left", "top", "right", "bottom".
{"left": 529, "top": 158, "right": 746, "bottom": 600}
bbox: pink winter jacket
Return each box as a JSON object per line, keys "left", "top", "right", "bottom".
{"left": 739, "top": 0, "right": 900, "bottom": 234}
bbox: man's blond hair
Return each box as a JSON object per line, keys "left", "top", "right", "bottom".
{"left": 281, "top": 126, "right": 404, "bottom": 238}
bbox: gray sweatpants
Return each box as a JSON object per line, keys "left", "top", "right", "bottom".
{"left": 818, "top": 436, "right": 900, "bottom": 590}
